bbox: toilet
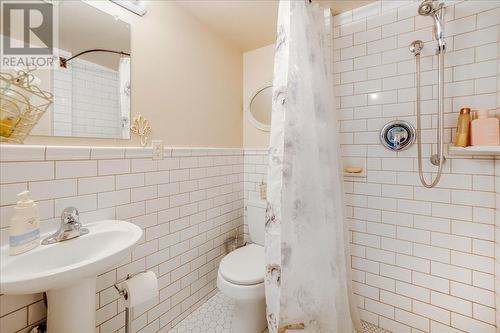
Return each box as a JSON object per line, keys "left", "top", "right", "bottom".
{"left": 217, "top": 199, "right": 267, "bottom": 333}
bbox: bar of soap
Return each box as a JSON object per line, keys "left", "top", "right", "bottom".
{"left": 344, "top": 167, "right": 363, "bottom": 174}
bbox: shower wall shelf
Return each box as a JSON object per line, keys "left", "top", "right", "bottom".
{"left": 343, "top": 167, "right": 366, "bottom": 178}
{"left": 448, "top": 146, "right": 500, "bottom": 156}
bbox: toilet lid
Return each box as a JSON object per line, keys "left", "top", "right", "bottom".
{"left": 219, "top": 243, "right": 265, "bottom": 285}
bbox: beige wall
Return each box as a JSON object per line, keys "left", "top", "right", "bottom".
{"left": 24, "top": 0, "right": 243, "bottom": 147}
{"left": 243, "top": 44, "right": 274, "bottom": 148}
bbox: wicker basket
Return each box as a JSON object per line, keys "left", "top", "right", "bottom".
{"left": 0, "top": 68, "right": 53, "bottom": 144}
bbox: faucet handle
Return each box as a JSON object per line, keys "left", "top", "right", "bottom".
{"left": 61, "top": 207, "right": 80, "bottom": 225}
{"left": 41, "top": 207, "right": 87, "bottom": 245}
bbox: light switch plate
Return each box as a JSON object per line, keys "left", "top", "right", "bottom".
{"left": 152, "top": 140, "right": 164, "bottom": 160}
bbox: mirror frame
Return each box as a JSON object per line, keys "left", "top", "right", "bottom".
{"left": 245, "top": 84, "right": 272, "bottom": 132}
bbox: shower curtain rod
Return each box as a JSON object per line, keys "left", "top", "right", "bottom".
{"left": 59, "top": 49, "right": 131, "bottom": 68}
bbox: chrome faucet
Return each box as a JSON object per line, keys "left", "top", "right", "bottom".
{"left": 42, "top": 207, "right": 89, "bottom": 245}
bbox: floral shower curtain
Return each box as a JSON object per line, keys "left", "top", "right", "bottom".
{"left": 265, "top": 1, "right": 361, "bottom": 332}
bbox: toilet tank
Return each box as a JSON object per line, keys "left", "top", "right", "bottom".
{"left": 246, "top": 199, "right": 266, "bottom": 246}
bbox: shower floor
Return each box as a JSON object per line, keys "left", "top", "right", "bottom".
{"left": 167, "top": 292, "right": 391, "bottom": 333}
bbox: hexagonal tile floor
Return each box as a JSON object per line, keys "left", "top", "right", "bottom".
{"left": 360, "top": 321, "right": 392, "bottom": 333}
{"left": 168, "top": 292, "right": 391, "bottom": 333}
{"left": 167, "top": 293, "right": 238, "bottom": 333}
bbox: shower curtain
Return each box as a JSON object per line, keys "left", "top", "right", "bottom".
{"left": 265, "top": 1, "right": 361, "bottom": 332}
{"left": 119, "top": 57, "right": 131, "bottom": 139}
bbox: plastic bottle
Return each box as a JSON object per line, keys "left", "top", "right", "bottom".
{"left": 454, "top": 107, "right": 471, "bottom": 147}
{"left": 470, "top": 110, "right": 500, "bottom": 146}
{"left": 9, "top": 191, "right": 40, "bottom": 255}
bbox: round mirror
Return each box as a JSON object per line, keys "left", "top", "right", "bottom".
{"left": 247, "top": 85, "right": 272, "bottom": 131}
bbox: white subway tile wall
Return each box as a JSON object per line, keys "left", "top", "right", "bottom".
{"left": 52, "top": 50, "right": 122, "bottom": 138}
{"left": 0, "top": 146, "right": 244, "bottom": 333}
{"left": 335, "top": 0, "right": 499, "bottom": 332}
{"left": 243, "top": 149, "right": 268, "bottom": 241}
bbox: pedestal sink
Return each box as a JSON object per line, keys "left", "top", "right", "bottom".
{"left": 0, "top": 220, "right": 142, "bottom": 333}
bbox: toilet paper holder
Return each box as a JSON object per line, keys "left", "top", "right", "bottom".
{"left": 113, "top": 271, "right": 147, "bottom": 333}
{"left": 113, "top": 270, "right": 146, "bottom": 299}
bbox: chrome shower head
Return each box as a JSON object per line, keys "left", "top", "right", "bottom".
{"left": 418, "top": 0, "right": 435, "bottom": 15}
{"left": 418, "top": 0, "right": 446, "bottom": 52}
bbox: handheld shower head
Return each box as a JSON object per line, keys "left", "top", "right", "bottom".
{"left": 418, "top": 0, "right": 435, "bottom": 15}
{"left": 418, "top": 0, "right": 446, "bottom": 52}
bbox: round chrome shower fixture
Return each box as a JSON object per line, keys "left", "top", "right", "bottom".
{"left": 430, "top": 154, "right": 446, "bottom": 166}
{"left": 418, "top": 0, "right": 434, "bottom": 15}
{"left": 380, "top": 121, "right": 416, "bottom": 152}
{"left": 418, "top": 0, "right": 444, "bottom": 17}
{"left": 409, "top": 40, "right": 424, "bottom": 55}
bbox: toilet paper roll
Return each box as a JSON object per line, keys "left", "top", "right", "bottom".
{"left": 122, "top": 271, "right": 158, "bottom": 308}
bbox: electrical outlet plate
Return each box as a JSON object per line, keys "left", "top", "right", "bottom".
{"left": 152, "top": 140, "right": 164, "bottom": 160}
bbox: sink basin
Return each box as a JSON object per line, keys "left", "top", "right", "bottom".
{"left": 0, "top": 220, "right": 142, "bottom": 333}
{"left": 1, "top": 219, "right": 142, "bottom": 294}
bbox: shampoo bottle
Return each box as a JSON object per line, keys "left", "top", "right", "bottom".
{"left": 454, "top": 107, "right": 471, "bottom": 147}
{"left": 470, "top": 110, "right": 500, "bottom": 146}
{"left": 9, "top": 191, "right": 40, "bottom": 255}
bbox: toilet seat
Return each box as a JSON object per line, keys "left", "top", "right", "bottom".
{"left": 217, "top": 243, "right": 265, "bottom": 301}
{"left": 217, "top": 271, "right": 265, "bottom": 300}
{"left": 219, "top": 243, "right": 264, "bottom": 285}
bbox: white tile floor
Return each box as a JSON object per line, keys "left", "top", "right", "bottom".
{"left": 359, "top": 321, "right": 392, "bottom": 333}
{"left": 168, "top": 292, "right": 391, "bottom": 333}
{"left": 167, "top": 293, "right": 238, "bottom": 333}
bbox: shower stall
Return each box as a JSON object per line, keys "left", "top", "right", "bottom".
{"left": 265, "top": 0, "right": 500, "bottom": 332}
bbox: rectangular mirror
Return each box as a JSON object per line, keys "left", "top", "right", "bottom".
{"left": 31, "top": 0, "right": 131, "bottom": 139}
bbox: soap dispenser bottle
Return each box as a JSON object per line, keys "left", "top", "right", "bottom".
{"left": 9, "top": 191, "right": 40, "bottom": 255}
{"left": 470, "top": 110, "right": 500, "bottom": 146}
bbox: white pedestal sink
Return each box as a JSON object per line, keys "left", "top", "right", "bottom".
{"left": 0, "top": 220, "right": 142, "bottom": 333}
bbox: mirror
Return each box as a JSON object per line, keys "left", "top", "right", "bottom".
{"left": 247, "top": 85, "right": 272, "bottom": 131}
{"left": 32, "top": 1, "right": 131, "bottom": 139}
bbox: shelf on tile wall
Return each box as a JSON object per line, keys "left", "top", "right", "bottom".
{"left": 448, "top": 145, "right": 500, "bottom": 156}
{"left": 343, "top": 168, "right": 366, "bottom": 178}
